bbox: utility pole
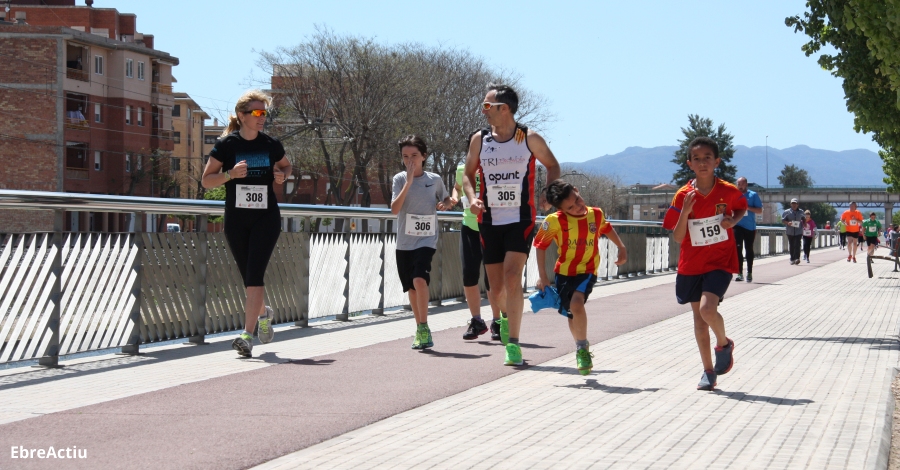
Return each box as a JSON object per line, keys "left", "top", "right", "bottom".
{"left": 765, "top": 135, "right": 769, "bottom": 189}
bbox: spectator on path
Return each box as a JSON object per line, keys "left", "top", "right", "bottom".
{"left": 836, "top": 219, "right": 847, "bottom": 249}
{"left": 862, "top": 212, "right": 882, "bottom": 259}
{"left": 825, "top": 221, "right": 831, "bottom": 230}
{"left": 890, "top": 225, "right": 899, "bottom": 256}
{"left": 841, "top": 202, "right": 865, "bottom": 263}
{"left": 782, "top": 198, "right": 804, "bottom": 265}
{"left": 391, "top": 135, "right": 453, "bottom": 350}
{"left": 202, "top": 89, "right": 291, "bottom": 358}
{"left": 802, "top": 210, "right": 817, "bottom": 263}
{"left": 662, "top": 136, "right": 747, "bottom": 391}
{"left": 733, "top": 176, "right": 762, "bottom": 282}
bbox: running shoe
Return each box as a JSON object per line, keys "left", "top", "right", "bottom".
{"left": 411, "top": 327, "right": 425, "bottom": 349}
{"left": 499, "top": 315, "right": 509, "bottom": 345}
{"left": 490, "top": 319, "right": 501, "bottom": 341}
{"left": 746, "top": 272, "right": 753, "bottom": 283}
{"left": 853, "top": 256, "right": 857, "bottom": 263}
{"left": 697, "top": 369, "right": 717, "bottom": 391}
{"left": 576, "top": 348, "right": 593, "bottom": 376}
{"left": 421, "top": 326, "right": 434, "bottom": 349}
{"left": 848, "top": 255, "right": 852, "bottom": 262}
{"left": 806, "top": 258, "right": 810, "bottom": 263}
{"left": 504, "top": 343, "right": 523, "bottom": 366}
{"left": 735, "top": 272, "right": 744, "bottom": 282}
{"left": 257, "top": 306, "right": 275, "bottom": 344}
{"left": 463, "top": 317, "right": 488, "bottom": 340}
{"left": 714, "top": 338, "right": 735, "bottom": 375}
{"left": 232, "top": 332, "right": 253, "bottom": 358}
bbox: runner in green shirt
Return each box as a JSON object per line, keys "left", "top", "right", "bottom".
{"left": 453, "top": 163, "right": 500, "bottom": 341}
{"left": 862, "top": 213, "right": 882, "bottom": 258}
{"left": 836, "top": 220, "right": 847, "bottom": 250}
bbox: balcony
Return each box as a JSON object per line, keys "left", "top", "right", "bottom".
{"left": 65, "top": 93, "right": 90, "bottom": 130}
{"left": 66, "top": 68, "right": 89, "bottom": 82}
{"left": 65, "top": 43, "right": 89, "bottom": 83}
{"left": 65, "top": 168, "right": 90, "bottom": 180}
{"left": 152, "top": 83, "right": 173, "bottom": 95}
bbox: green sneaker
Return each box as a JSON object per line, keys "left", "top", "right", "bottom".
{"left": 504, "top": 343, "right": 523, "bottom": 366}
{"left": 735, "top": 272, "right": 744, "bottom": 282}
{"left": 576, "top": 348, "right": 593, "bottom": 376}
{"left": 499, "top": 315, "right": 509, "bottom": 345}
{"left": 421, "top": 326, "right": 434, "bottom": 349}
{"left": 411, "top": 327, "right": 425, "bottom": 349}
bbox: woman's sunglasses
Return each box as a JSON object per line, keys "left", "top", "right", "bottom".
{"left": 243, "top": 109, "right": 268, "bottom": 117}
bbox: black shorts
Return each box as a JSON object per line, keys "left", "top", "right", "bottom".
{"left": 396, "top": 247, "right": 436, "bottom": 293}
{"left": 866, "top": 236, "right": 879, "bottom": 245}
{"left": 460, "top": 225, "right": 489, "bottom": 289}
{"left": 224, "top": 209, "right": 281, "bottom": 287}
{"left": 478, "top": 220, "right": 535, "bottom": 265}
{"left": 675, "top": 270, "right": 732, "bottom": 305}
{"left": 555, "top": 273, "right": 597, "bottom": 319}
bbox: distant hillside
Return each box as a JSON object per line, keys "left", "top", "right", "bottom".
{"left": 565, "top": 145, "right": 886, "bottom": 186}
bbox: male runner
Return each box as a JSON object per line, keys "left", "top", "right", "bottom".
{"left": 862, "top": 212, "right": 882, "bottom": 258}
{"left": 733, "top": 177, "right": 762, "bottom": 282}
{"left": 841, "top": 202, "right": 864, "bottom": 263}
{"left": 782, "top": 198, "right": 804, "bottom": 265}
{"left": 463, "top": 84, "right": 560, "bottom": 366}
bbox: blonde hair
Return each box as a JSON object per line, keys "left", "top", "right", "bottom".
{"left": 222, "top": 89, "right": 273, "bottom": 137}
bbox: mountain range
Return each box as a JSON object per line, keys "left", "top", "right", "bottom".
{"left": 564, "top": 145, "right": 886, "bottom": 186}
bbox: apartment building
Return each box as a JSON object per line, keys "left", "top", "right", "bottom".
{"left": 172, "top": 93, "right": 209, "bottom": 200}
{"left": 0, "top": 1, "right": 178, "bottom": 232}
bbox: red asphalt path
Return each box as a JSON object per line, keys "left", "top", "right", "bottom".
{"left": 0, "top": 249, "right": 847, "bottom": 469}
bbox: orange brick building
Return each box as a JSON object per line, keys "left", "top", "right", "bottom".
{"left": 0, "top": 1, "right": 178, "bottom": 232}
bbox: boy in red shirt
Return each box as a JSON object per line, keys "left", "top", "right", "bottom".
{"left": 663, "top": 137, "right": 748, "bottom": 391}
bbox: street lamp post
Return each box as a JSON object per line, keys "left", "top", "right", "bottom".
{"left": 765, "top": 135, "right": 769, "bottom": 189}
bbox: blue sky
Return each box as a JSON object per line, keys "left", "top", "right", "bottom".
{"left": 119, "top": 0, "right": 879, "bottom": 162}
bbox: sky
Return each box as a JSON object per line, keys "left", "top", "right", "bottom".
{"left": 114, "top": 0, "right": 881, "bottom": 163}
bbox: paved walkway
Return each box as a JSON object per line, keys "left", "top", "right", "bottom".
{"left": 0, "top": 247, "right": 897, "bottom": 469}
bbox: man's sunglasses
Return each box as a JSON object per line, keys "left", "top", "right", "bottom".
{"left": 481, "top": 102, "right": 505, "bottom": 111}
{"left": 243, "top": 109, "right": 268, "bottom": 117}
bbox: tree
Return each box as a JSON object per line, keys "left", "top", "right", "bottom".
{"left": 786, "top": 3, "right": 900, "bottom": 191}
{"left": 559, "top": 166, "right": 626, "bottom": 219}
{"left": 777, "top": 164, "right": 836, "bottom": 226}
{"left": 671, "top": 114, "right": 737, "bottom": 186}
{"left": 203, "top": 185, "right": 225, "bottom": 223}
{"left": 777, "top": 164, "right": 813, "bottom": 187}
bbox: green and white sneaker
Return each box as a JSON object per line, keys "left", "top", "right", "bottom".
{"left": 499, "top": 314, "right": 509, "bottom": 345}
{"left": 421, "top": 326, "right": 434, "bottom": 349}
{"left": 504, "top": 343, "right": 523, "bottom": 366}
{"left": 576, "top": 348, "right": 593, "bottom": 376}
{"left": 231, "top": 332, "right": 253, "bottom": 358}
{"left": 257, "top": 306, "right": 275, "bottom": 344}
{"left": 735, "top": 271, "right": 744, "bottom": 282}
{"left": 411, "top": 328, "right": 424, "bottom": 349}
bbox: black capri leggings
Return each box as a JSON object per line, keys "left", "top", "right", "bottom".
{"left": 460, "top": 225, "right": 490, "bottom": 290}
{"left": 224, "top": 209, "right": 281, "bottom": 287}
{"left": 733, "top": 226, "right": 756, "bottom": 272}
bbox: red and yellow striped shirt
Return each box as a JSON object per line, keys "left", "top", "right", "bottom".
{"left": 533, "top": 207, "right": 612, "bottom": 276}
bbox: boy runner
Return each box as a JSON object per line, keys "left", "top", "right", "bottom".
{"left": 391, "top": 135, "right": 453, "bottom": 349}
{"left": 662, "top": 137, "right": 748, "bottom": 391}
{"left": 841, "top": 202, "right": 864, "bottom": 263}
{"left": 534, "top": 180, "right": 627, "bottom": 375}
{"left": 862, "top": 212, "right": 882, "bottom": 258}
{"left": 462, "top": 84, "right": 560, "bottom": 366}
{"left": 452, "top": 162, "right": 501, "bottom": 341}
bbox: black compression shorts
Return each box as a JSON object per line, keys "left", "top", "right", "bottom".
{"left": 478, "top": 220, "right": 535, "bottom": 265}
{"left": 224, "top": 209, "right": 281, "bottom": 287}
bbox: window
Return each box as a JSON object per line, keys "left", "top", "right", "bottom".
{"left": 94, "top": 103, "right": 101, "bottom": 123}
{"left": 172, "top": 158, "right": 181, "bottom": 171}
{"left": 204, "top": 135, "right": 217, "bottom": 144}
{"left": 125, "top": 154, "right": 131, "bottom": 172}
{"left": 125, "top": 105, "right": 131, "bottom": 125}
{"left": 137, "top": 61, "right": 144, "bottom": 80}
{"left": 125, "top": 58, "right": 133, "bottom": 78}
{"left": 643, "top": 210, "right": 648, "bottom": 216}
{"left": 173, "top": 131, "right": 181, "bottom": 144}
{"left": 172, "top": 105, "right": 181, "bottom": 117}
{"left": 94, "top": 55, "right": 103, "bottom": 75}
{"left": 137, "top": 108, "right": 143, "bottom": 126}
{"left": 136, "top": 154, "right": 142, "bottom": 171}
{"left": 94, "top": 151, "right": 101, "bottom": 171}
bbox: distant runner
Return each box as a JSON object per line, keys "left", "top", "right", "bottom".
{"left": 841, "top": 202, "right": 864, "bottom": 263}
{"left": 733, "top": 177, "right": 762, "bottom": 282}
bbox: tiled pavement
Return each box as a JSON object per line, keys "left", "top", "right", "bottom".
{"left": 1, "top": 248, "right": 898, "bottom": 469}
{"left": 256, "top": 250, "right": 900, "bottom": 470}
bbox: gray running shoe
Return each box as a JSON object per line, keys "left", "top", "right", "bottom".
{"left": 257, "top": 306, "right": 275, "bottom": 344}
{"left": 714, "top": 338, "right": 735, "bottom": 375}
{"left": 746, "top": 272, "right": 753, "bottom": 283}
{"left": 697, "top": 370, "right": 717, "bottom": 391}
{"left": 735, "top": 272, "right": 744, "bottom": 282}
{"left": 232, "top": 332, "right": 253, "bottom": 358}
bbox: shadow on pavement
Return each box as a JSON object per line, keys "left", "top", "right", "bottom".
{"left": 556, "top": 379, "right": 663, "bottom": 394}
{"left": 418, "top": 350, "right": 490, "bottom": 360}
{"left": 754, "top": 336, "right": 899, "bottom": 350}
{"left": 714, "top": 390, "right": 814, "bottom": 406}
{"left": 288, "top": 358, "right": 336, "bottom": 366}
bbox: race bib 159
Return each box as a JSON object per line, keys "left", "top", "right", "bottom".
{"left": 689, "top": 214, "right": 729, "bottom": 247}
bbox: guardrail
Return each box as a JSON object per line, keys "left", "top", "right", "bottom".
{"left": 0, "top": 190, "right": 835, "bottom": 367}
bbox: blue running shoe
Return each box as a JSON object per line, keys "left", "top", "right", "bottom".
{"left": 714, "top": 338, "right": 735, "bottom": 375}
{"left": 697, "top": 370, "right": 717, "bottom": 391}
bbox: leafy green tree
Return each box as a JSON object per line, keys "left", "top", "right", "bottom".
{"left": 777, "top": 164, "right": 813, "bottom": 187}
{"left": 786, "top": 2, "right": 900, "bottom": 191}
{"left": 203, "top": 186, "right": 225, "bottom": 223}
{"left": 671, "top": 114, "right": 737, "bottom": 186}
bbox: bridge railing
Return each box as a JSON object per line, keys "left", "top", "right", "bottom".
{"left": 0, "top": 190, "right": 834, "bottom": 367}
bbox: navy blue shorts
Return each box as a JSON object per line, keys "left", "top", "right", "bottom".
{"left": 555, "top": 273, "right": 597, "bottom": 318}
{"left": 675, "top": 270, "right": 731, "bottom": 305}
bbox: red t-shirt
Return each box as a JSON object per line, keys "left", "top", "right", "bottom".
{"left": 662, "top": 178, "right": 748, "bottom": 275}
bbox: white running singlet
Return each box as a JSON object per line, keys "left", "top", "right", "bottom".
{"left": 476, "top": 125, "right": 537, "bottom": 226}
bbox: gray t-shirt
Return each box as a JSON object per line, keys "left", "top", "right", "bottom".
{"left": 392, "top": 171, "right": 448, "bottom": 250}
{"left": 782, "top": 208, "right": 804, "bottom": 236}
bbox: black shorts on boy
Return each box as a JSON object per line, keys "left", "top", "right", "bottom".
{"left": 555, "top": 273, "right": 597, "bottom": 319}
{"left": 396, "top": 247, "right": 436, "bottom": 292}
